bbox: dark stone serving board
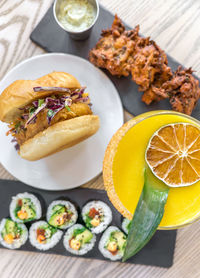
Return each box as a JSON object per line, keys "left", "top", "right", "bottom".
{"left": 30, "top": 4, "right": 200, "bottom": 119}
{"left": 0, "top": 179, "right": 176, "bottom": 268}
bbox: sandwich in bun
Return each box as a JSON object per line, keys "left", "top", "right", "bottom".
{"left": 0, "top": 72, "right": 100, "bottom": 161}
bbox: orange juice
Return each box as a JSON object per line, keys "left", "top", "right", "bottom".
{"left": 112, "top": 111, "right": 200, "bottom": 229}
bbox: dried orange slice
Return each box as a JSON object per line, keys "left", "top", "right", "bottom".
{"left": 146, "top": 123, "right": 200, "bottom": 187}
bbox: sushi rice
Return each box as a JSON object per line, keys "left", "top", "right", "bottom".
{"left": 122, "top": 218, "right": 131, "bottom": 234}
{"left": 10, "top": 192, "right": 42, "bottom": 223}
{"left": 82, "top": 200, "right": 112, "bottom": 234}
{"left": 29, "top": 221, "right": 63, "bottom": 251}
{"left": 98, "top": 226, "right": 126, "bottom": 261}
{"left": 47, "top": 200, "right": 78, "bottom": 229}
{"left": 63, "top": 224, "right": 96, "bottom": 255}
{"left": 0, "top": 218, "right": 28, "bottom": 249}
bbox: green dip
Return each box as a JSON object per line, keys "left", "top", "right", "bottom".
{"left": 58, "top": 0, "right": 96, "bottom": 32}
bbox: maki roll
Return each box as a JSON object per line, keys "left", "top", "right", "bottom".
{"left": 47, "top": 200, "right": 78, "bottom": 229}
{"left": 99, "top": 226, "right": 126, "bottom": 261}
{"left": 63, "top": 224, "right": 96, "bottom": 255}
{"left": 29, "top": 221, "right": 63, "bottom": 251}
{"left": 122, "top": 218, "right": 131, "bottom": 234}
{"left": 10, "top": 192, "right": 42, "bottom": 223}
{"left": 0, "top": 218, "right": 28, "bottom": 249}
{"left": 82, "top": 201, "right": 112, "bottom": 234}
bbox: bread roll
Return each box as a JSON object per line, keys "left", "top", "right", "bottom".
{"left": 0, "top": 72, "right": 81, "bottom": 122}
{"left": 20, "top": 115, "right": 100, "bottom": 161}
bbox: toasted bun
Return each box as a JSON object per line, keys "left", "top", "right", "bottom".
{"left": 19, "top": 115, "right": 100, "bottom": 161}
{"left": 0, "top": 72, "right": 81, "bottom": 123}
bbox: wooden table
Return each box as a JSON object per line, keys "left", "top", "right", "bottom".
{"left": 0, "top": 0, "right": 200, "bottom": 277}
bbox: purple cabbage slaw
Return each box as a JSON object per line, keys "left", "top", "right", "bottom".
{"left": 22, "top": 87, "right": 90, "bottom": 127}
{"left": 10, "top": 87, "right": 90, "bottom": 150}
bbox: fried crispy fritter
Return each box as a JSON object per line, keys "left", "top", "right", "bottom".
{"left": 89, "top": 15, "right": 139, "bottom": 77}
{"left": 142, "top": 65, "right": 173, "bottom": 104}
{"left": 131, "top": 37, "right": 172, "bottom": 92}
{"left": 161, "top": 67, "right": 200, "bottom": 115}
{"left": 89, "top": 15, "right": 200, "bottom": 115}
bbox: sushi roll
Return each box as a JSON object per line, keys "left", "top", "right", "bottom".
{"left": 47, "top": 200, "right": 78, "bottom": 230}
{"left": 0, "top": 218, "right": 28, "bottom": 249}
{"left": 29, "top": 221, "right": 63, "bottom": 251}
{"left": 122, "top": 218, "right": 131, "bottom": 234}
{"left": 63, "top": 224, "right": 96, "bottom": 255}
{"left": 82, "top": 201, "right": 112, "bottom": 234}
{"left": 10, "top": 192, "right": 42, "bottom": 223}
{"left": 99, "top": 226, "right": 126, "bottom": 261}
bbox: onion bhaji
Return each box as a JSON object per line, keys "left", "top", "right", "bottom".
{"left": 131, "top": 37, "right": 172, "bottom": 92}
{"left": 161, "top": 67, "right": 200, "bottom": 115}
{"left": 141, "top": 67, "right": 173, "bottom": 105}
{"left": 89, "top": 15, "right": 200, "bottom": 115}
{"left": 89, "top": 15, "right": 139, "bottom": 77}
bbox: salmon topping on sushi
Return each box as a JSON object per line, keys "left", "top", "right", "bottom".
{"left": 88, "top": 208, "right": 101, "bottom": 227}
{"left": 82, "top": 201, "right": 112, "bottom": 234}
{"left": 105, "top": 231, "right": 126, "bottom": 256}
{"left": 54, "top": 211, "right": 73, "bottom": 226}
{"left": 37, "top": 229, "right": 46, "bottom": 244}
{"left": 29, "top": 221, "right": 63, "bottom": 251}
{"left": 88, "top": 208, "right": 100, "bottom": 218}
{"left": 63, "top": 224, "right": 96, "bottom": 255}
{"left": 98, "top": 226, "right": 127, "bottom": 261}
{"left": 69, "top": 238, "right": 81, "bottom": 250}
{"left": 69, "top": 227, "right": 93, "bottom": 250}
{"left": 4, "top": 234, "right": 14, "bottom": 244}
{"left": 36, "top": 225, "right": 57, "bottom": 244}
{"left": 17, "top": 209, "right": 28, "bottom": 220}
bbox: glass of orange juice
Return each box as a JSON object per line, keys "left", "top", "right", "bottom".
{"left": 103, "top": 110, "right": 200, "bottom": 230}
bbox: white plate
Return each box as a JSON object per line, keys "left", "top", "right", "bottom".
{"left": 0, "top": 53, "right": 123, "bottom": 190}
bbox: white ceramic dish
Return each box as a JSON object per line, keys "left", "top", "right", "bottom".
{"left": 0, "top": 53, "right": 123, "bottom": 190}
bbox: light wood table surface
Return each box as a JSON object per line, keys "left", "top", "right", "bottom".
{"left": 0, "top": 0, "right": 200, "bottom": 277}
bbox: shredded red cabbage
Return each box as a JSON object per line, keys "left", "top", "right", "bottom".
{"left": 74, "top": 96, "right": 90, "bottom": 104}
{"left": 47, "top": 106, "right": 64, "bottom": 125}
{"left": 11, "top": 138, "right": 20, "bottom": 150}
{"left": 33, "top": 100, "right": 38, "bottom": 107}
{"left": 23, "top": 87, "right": 89, "bottom": 127}
{"left": 15, "top": 143, "right": 20, "bottom": 151}
{"left": 25, "top": 103, "right": 47, "bottom": 127}
{"left": 21, "top": 114, "right": 29, "bottom": 120}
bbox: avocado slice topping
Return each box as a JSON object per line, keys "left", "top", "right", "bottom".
{"left": 75, "top": 229, "right": 93, "bottom": 244}
{"left": 48, "top": 207, "right": 66, "bottom": 228}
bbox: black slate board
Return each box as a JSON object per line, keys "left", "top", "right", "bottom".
{"left": 0, "top": 179, "right": 176, "bottom": 268}
{"left": 30, "top": 4, "right": 200, "bottom": 119}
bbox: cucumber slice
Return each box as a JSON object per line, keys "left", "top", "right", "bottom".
{"left": 122, "top": 167, "right": 169, "bottom": 262}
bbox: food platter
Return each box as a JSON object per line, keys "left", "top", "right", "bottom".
{"left": 0, "top": 179, "right": 176, "bottom": 268}
{"left": 0, "top": 0, "right": 199, "bottom": 268}
{"left": 0, "top": 53, "right": 123, "bottom": 190}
